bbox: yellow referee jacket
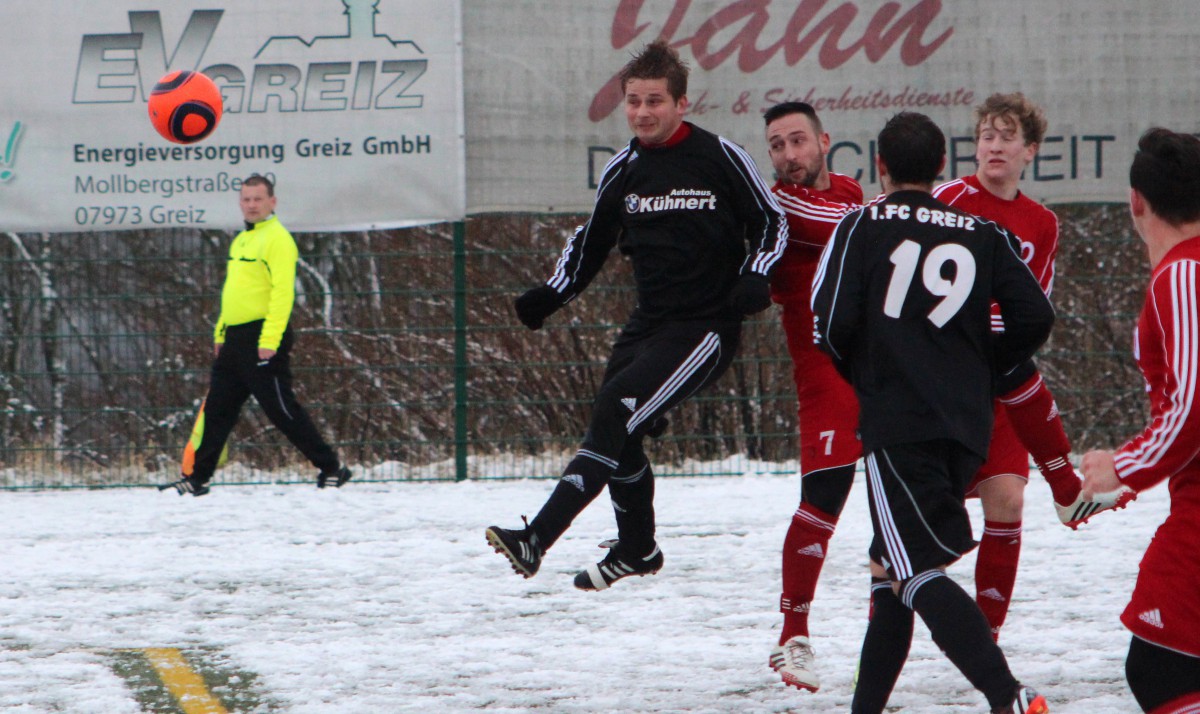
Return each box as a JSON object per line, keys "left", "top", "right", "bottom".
{"left": 214, "top": 215, "right": 298, "bottom": 351}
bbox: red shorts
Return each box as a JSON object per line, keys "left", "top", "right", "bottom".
{"left": 796, "top": 354, "right": 860, "bottom": 471}
{"left": 1121, "top": 487, "right": 1200, "bottom": 657}
{"left": 966, "top": 402, "right": 1030, "bottom": 497}
{"left": 777, "top": 285, "right": 861, "bottom": 475}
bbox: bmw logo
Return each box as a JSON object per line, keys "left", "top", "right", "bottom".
{"left": 625, "top": 194, "right": 640, "bottom": 213}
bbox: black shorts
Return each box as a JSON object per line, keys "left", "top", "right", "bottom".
{"left": 865, "top": 440, "right": 981, "bottom": 581}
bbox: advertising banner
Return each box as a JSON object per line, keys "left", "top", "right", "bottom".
{"left": 6, "top": 1, "right": 1199, "bottom": 231}
{"left": 463, "top": 0, "right": 1200, "bottom": 212}
{"left": 0, "top": 1, "right": 464, "bottom": 232}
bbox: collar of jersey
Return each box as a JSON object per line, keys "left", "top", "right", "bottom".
{"left": 244, "top": 214, "right": 278, "bottom": 232}
{"left": 639, "top": 121, "right": 692, "bottom": 150}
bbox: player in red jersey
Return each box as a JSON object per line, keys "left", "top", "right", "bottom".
{"left": 1081, "top": 128, "right": 1200, "bottom": 714}
{"left": 762, "top": 101, "right": 863, "bottom": 691}
{"left": 933, "top": 93, "right": 1133, "bottom": 640}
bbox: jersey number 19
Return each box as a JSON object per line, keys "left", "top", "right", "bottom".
{"left": 883, "top": 239, "right": 976, "bottom": 328}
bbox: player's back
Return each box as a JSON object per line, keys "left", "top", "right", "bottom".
{"left": 812, "top": 189, "right": 1054, "bottom": 457}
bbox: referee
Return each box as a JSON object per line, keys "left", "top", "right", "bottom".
{"left": 164, "top": 175, "right": 349, "bottom": 496}
{"left": 812, "top": 113, "right": 1053, "bottom": 714}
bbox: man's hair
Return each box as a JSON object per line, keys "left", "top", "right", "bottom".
{"left": 973, "top": 92, "right": 1047, "bottom": 145}
{"left": 763, "top": 101, "right": 823, "bottom": 134}
{"left": 619, "top": 40, "right": 688, "bottom": 99}
{"left": 877, "top": 112, "right": 945, "bottom": 186}
{"left": 1130, "top": 128, "right": 1200, "bottom": 226}
{"left": 243, "top": 173, "right": 275, "bottom": 197}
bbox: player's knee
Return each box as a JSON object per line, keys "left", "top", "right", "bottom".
{"left": 613, "top": 457, "right": 650, "bottom": 483}
{"left": 896, "top": 568, "right": 949, "bottom": 607}
{"left": 582, "top": 393, "right": 636, "bottom": 455}
{"left": 590, "top": 388, "right": 628, "bottom": 426}
{"left": 800, "top": 462, "right": 856, "bottom": 516}
{"left": 979, "top": 475, "right": 1025, "bottom": 519}
{"left": 596, "top": 389, "right": 664, "bottom": 440}
{"left": 613, "top": 433, "right": 651, "bottom": 476}
{"left": 868, "top": 560, "right": 900, "bottom": 595}
{"left": 996, "top": 358, "right": 1038, "bottom": 395}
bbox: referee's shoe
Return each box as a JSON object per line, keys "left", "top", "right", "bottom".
{"left": 317, "top": 465, "right": 352, "bottom": 489}
{"left": 158, "top": 474, "right": 210, "bottom": 497}
{"left": 574, "top": 539, "right": 663, "bottom": 591}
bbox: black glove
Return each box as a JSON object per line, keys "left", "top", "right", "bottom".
{"left": 726, "top": 274, "right": 773, "bottom": 316}
{"left": 514, "top": 285, "right": 564, "bottom": 330}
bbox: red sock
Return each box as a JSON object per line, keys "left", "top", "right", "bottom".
{"left": 1150, "top": 692, "right": 1200, "bottom": 714}
{"left": 975, "top": 519, "right": 1021, "bottom": 640}
{"left": 780, "top": 502, "right": 837, "bottom": 643}
{"left": 1000, "top": 373, "right": 1082, "bottom": 506}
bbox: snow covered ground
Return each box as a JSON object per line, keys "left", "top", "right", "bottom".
{"left": 0, "top": 469, "right": 1164, "bottom": 713}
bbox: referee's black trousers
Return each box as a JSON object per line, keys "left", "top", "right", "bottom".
{"left": 191, "top": 321, "right": 339, "bottom": 484}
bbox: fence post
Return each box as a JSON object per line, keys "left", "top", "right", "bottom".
{"left": 453, "top": 221, "right": 468, "bottom": 481}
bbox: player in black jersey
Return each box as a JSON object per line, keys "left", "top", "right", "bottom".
{"left": 486, "top": 40, "right": 786, "bottom": 591}
{"left": 812, "top": 113, "right": 1053, "bottom": 714}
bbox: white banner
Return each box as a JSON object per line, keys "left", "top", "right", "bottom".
{"left": 463, "top": 0, "right": 1200, "bottom": 212}
{"left": 6, "top": 1, "right": 1199, "bottom": 232}
{"left": 0, "top": 1, "right": 464, "bottom": 232}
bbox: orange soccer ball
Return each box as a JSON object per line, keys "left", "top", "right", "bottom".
{"left": 147, "top": 70, "right": 223, "bottom": 144}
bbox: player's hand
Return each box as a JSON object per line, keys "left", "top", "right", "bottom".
{"left": 213, "top": 343, "right": 222, "bottom": 358}
{"left": 514, "top": 285, "right": 563, "bottom": 330}
{"left": 257, "top": 347, "right": 276, "bottom": 365}
{"left": 727, "top": 274, "right": 773, "bottom": 316}
{"left": 1080, "top": 449, "right": 1120, "bottom": 499}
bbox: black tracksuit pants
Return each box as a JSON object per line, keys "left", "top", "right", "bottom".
{"left": 191, "top": 320, "right": 339, "bottom": 484}
{"left": 531, "top": 317, "right": 741, "bottom": 552}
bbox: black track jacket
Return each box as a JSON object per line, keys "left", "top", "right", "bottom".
{"left": 546, "top": 122, "right": 787, "bottom": 322}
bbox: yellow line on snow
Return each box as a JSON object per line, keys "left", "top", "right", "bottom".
{"left": 142, "top": 648, "right": 229, "bottom": 714}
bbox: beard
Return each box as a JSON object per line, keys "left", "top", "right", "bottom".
{"left": 777, "top": 157, "right": 823, "bottom": 187}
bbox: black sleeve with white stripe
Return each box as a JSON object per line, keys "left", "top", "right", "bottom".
{"left": 717, "top": 136, "right": 788, "bottom": 279}
{"left": 544, "top": 146, "right": 628, "bottom": 301}
{"left": 811, "top": 208, "right": 866, "bottom": 381}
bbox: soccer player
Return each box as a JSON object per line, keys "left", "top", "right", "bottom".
{"left": 933, "top": 92, "right": 1132, "bottom": 638}
{"left": 761, "top": 101, "right": 863, "bottom": 691}
{"left": 1080, "top": 128, "right": 1200, "bottom": 714}
{"left": 485, "top": 41, "right": 786, "bottom": 591}
{"left": 812, "top": 111, "right": 1052, "bottom": 714}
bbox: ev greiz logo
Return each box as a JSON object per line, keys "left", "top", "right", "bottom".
{"left": 73, "top": 2, "right": 427, "bottom": 113}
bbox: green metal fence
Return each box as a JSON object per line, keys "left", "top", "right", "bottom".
{"left": 0, "top": 204, "right": 1150, "bottom": 488}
